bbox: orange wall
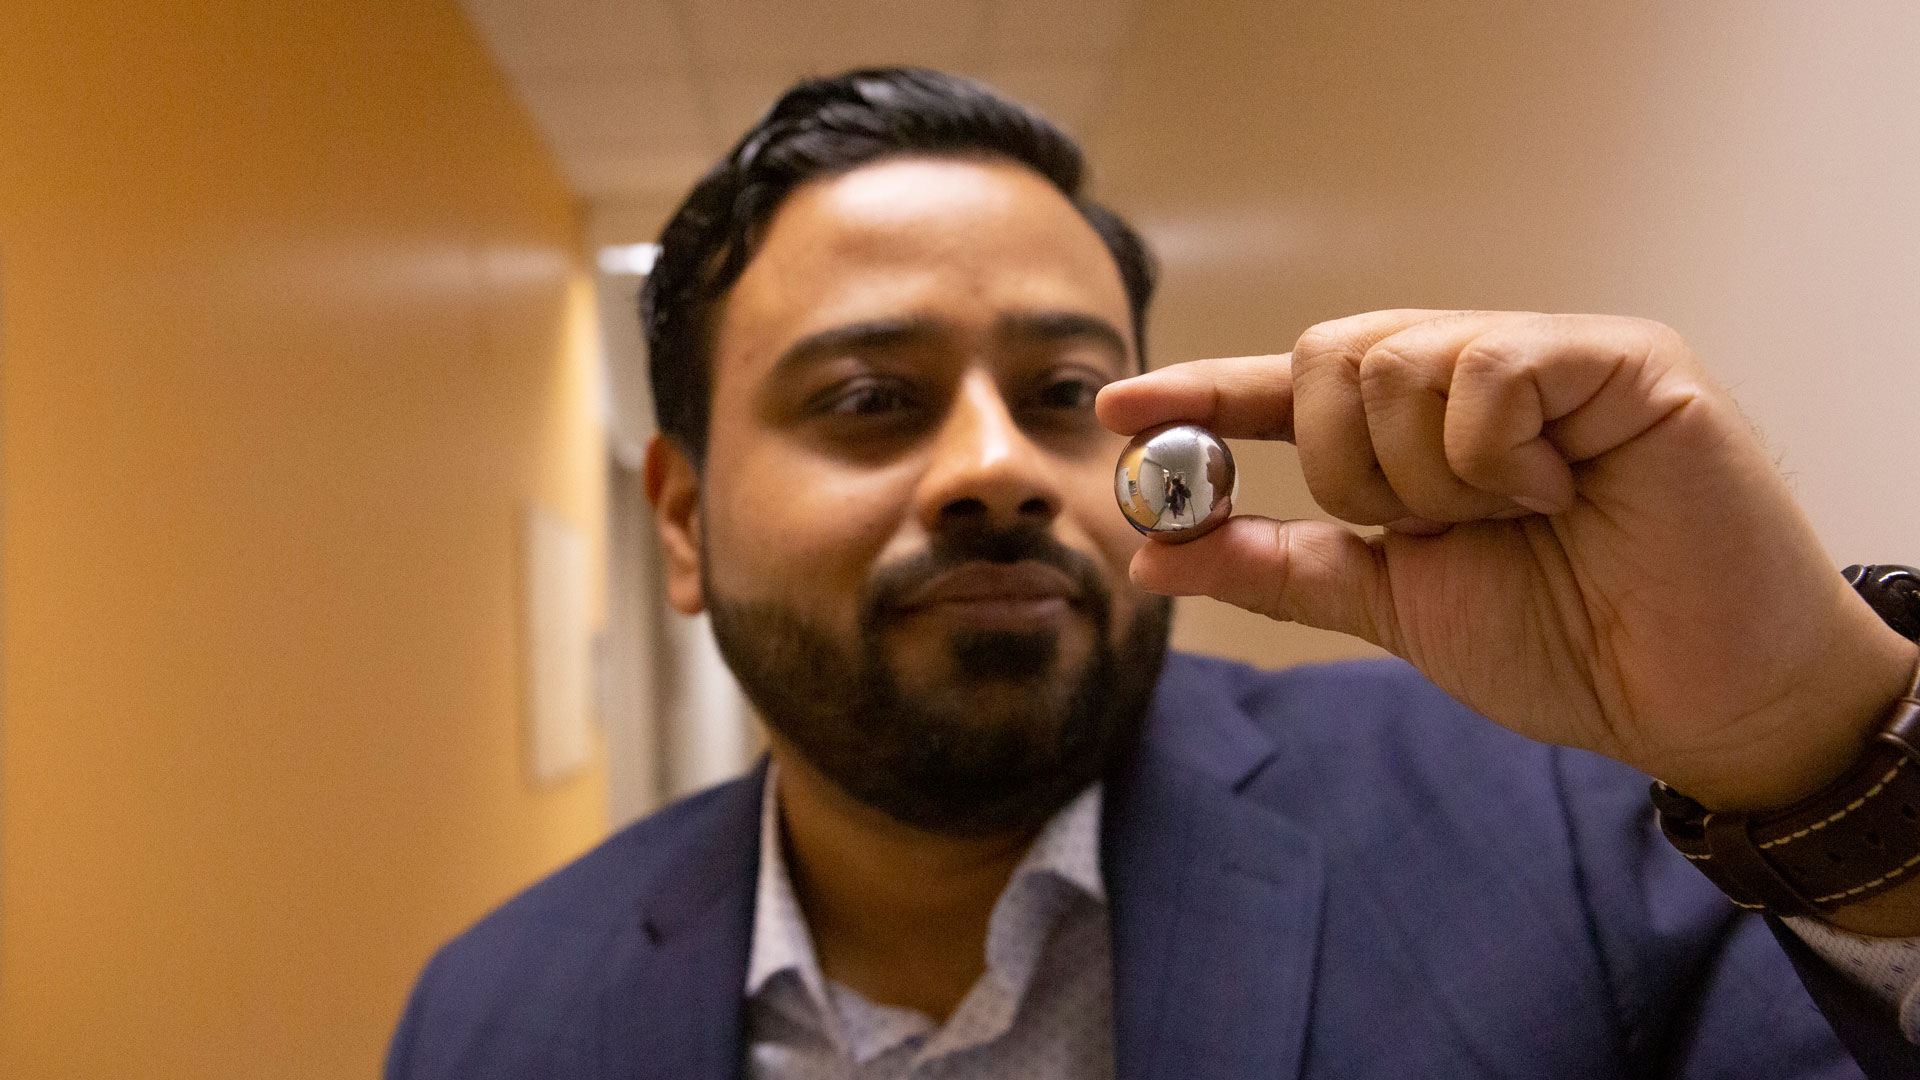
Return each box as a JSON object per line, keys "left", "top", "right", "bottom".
{"left": 0, "top": 2, "right": 608, "bottom": 1077}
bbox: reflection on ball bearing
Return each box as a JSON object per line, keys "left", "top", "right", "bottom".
{"left": 1114, "top": 422, "right": 1236, "bottom": 542}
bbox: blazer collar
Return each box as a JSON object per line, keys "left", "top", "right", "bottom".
{"left": 1105, "top": 653, "right": 1328, "bottom": 1080}
{"left": 594, "top": 761, "right": 766, "bottom": 1080}
{"left": 587, "top": 653, "right": 1328, "bottom": 1080}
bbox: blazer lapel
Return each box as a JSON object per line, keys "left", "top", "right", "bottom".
{"left": 1107, "top": 657, "right": 1327, "bottom": 1080}
{"left": 595, "top": 766, "right": 765, "bottom": 1080}
{"left": 582, "top": 657, "right": 1330, "bottom": 1080}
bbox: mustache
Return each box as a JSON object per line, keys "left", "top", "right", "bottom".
{"left": 861, "top": 520, "right": 1112, "bottom": 623}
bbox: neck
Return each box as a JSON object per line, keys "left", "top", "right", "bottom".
{"left": 768, "top": 740, "right": 1039, "bottom": 1022}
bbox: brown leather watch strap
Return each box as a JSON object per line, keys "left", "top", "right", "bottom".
{"left": 1654, "top": 662, "right": 1920, "bottom": 917}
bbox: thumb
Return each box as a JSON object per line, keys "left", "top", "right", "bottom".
{"left": 1130, "top": 516, "right": 1398, "bottom": 652}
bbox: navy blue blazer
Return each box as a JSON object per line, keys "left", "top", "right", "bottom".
{"left": 388, "top": 654, "right": 1917, "bottom": 1079}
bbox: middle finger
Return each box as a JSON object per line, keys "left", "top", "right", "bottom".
{"left": 1360, "top": 318, "right": 1525, "bottom": 522}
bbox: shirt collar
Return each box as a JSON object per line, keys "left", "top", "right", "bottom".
{"left": 744, "top": 764, "right": 1106, "bottom": 1000}
{"left": 745, "top": 762, "right": 826, "bottom": 1001}
{"left": 1021, "top": 779, "right": 1105, "bottom": 904}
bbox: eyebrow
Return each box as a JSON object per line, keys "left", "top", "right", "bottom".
{"left": 768, "top": 310, "right": 1131, "bottom": 381}
{"left": 769, "top": 317, "right": 946, "bottom": 382}
{"left": 994, "top": 311, "right": 1130, "bottom": 365}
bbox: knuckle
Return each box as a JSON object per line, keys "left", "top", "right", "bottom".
{"left": 1305, "top": 472, "right": 1397, "bottom": 526}
{"left": 1635, "top": 317, "right": 1689, "bottom": 356}
{"left": 1564, "top": 313, "right": 1688, "bottom": 361}
{"left": 1611, "top": 313, "right": 1675, "bottom": 338}
{"left": 1292, "top": 326, "right": 1364, "bottom": 371}
{"left": 1356, "top": 345, "right": 1422, "bottom": 396}
{"left": 1455, "top": 339, "right": 1512, "bottom": 377}
{"left": 1445, "top": 436, "right": 1506, "bottom": 484}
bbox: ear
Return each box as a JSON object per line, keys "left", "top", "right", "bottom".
{"left": 644, "top": 434, "right": 706, "bottom": 615}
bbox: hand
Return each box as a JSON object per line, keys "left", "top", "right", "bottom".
{"left": 1098, "top": 311, "right": 1918, "bottom": 813}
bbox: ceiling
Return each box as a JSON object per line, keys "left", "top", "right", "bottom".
{"left": 457, "top": 0, "right": 1145, "bottom": 212}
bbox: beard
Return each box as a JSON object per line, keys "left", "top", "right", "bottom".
{"left": 705, "top": 520, "right": 1172, "bottom": 837}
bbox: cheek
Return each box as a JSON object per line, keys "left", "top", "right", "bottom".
{"left": 701, "top": 442, "right": 918, "bottom": 606}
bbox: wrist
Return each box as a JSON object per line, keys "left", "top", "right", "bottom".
{"left": 1653, "top": 565, "right": 1920, "bottom": 924}
{"left": 1670, "top": 616, "right": 1918, "bottom": 813}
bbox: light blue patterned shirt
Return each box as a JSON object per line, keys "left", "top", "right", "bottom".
{"left": 745, "top": 768, "right": 1113, "bottom": 1080}
{"left": 1789, "top": 915, "right": 1920, "bottom": 1041}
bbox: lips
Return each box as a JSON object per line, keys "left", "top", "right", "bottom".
{"left": 892, "top": 560, "right": 1083, "bottom": 622}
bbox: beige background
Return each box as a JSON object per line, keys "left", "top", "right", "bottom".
{"left": 1106, "top": 0, "right": 1920, "bottom": 665}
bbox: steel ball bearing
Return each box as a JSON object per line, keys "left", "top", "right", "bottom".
{"left": 1114, "top": 422, "right": 1235, "bottom": 542}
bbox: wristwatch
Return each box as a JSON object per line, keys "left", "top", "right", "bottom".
{"left": 1651, "top": 565, "right": 1920, "bottom": 918}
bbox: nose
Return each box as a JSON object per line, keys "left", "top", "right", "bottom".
{"left": 914, "top": 370, "right": 1063, "bottom": 536}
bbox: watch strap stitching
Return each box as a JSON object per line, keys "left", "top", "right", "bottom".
{"left": 1810, "top": 849, "right": 1920, "bottom": 905}
{"left": 1653, "top": 564, "right": 1920, "bottom": 915}
{"left": 1702, "top": 809, "right": 1822, "bottom": 916}
{"left": 1758, "top": 756, "right": 1909, "bottom": 849}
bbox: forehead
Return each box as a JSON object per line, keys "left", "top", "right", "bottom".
{"left": 713, "top": 156, "right": 1133, "bottom": 380}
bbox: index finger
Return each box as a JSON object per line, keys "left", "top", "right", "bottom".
{"left": 1095, "top": 353, "right": 1296, "bottom": 441}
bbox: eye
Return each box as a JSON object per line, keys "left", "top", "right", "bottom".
{"left": 1033, "top": 372, "right": 1102, "bottom": 411}
{"left": 816, "top": 377, "right": 919, "bottom": 417}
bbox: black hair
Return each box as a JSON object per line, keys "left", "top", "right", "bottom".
{"left": 639, "top": 66, "right": 1157, "bottom": 466}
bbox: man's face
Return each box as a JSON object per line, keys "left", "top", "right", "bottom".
{"left": 652, "top": 156, "right": 1169, "bottom": 834}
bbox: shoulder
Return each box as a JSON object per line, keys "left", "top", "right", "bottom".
{"left": 465, "top": 770, "right": 760, "bottom": 939}
{"left": 1162, "top": 651, "right": 1655, "bottom": 879}
{"left": 1158, "top": 653, "right": 1856, "bottom": 1076}
{"left": 1163, "top": 650, "right": 1613, "bottom": 790}
{"left": 385, "top": 772, "right": 763, "bottom": 1079}
{"left": 1170, "top": 650, "right": 1520, "bottom": 737}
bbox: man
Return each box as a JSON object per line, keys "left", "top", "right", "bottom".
{"left": 387, "top": 68, "right": 1920, "bottom": 1078}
